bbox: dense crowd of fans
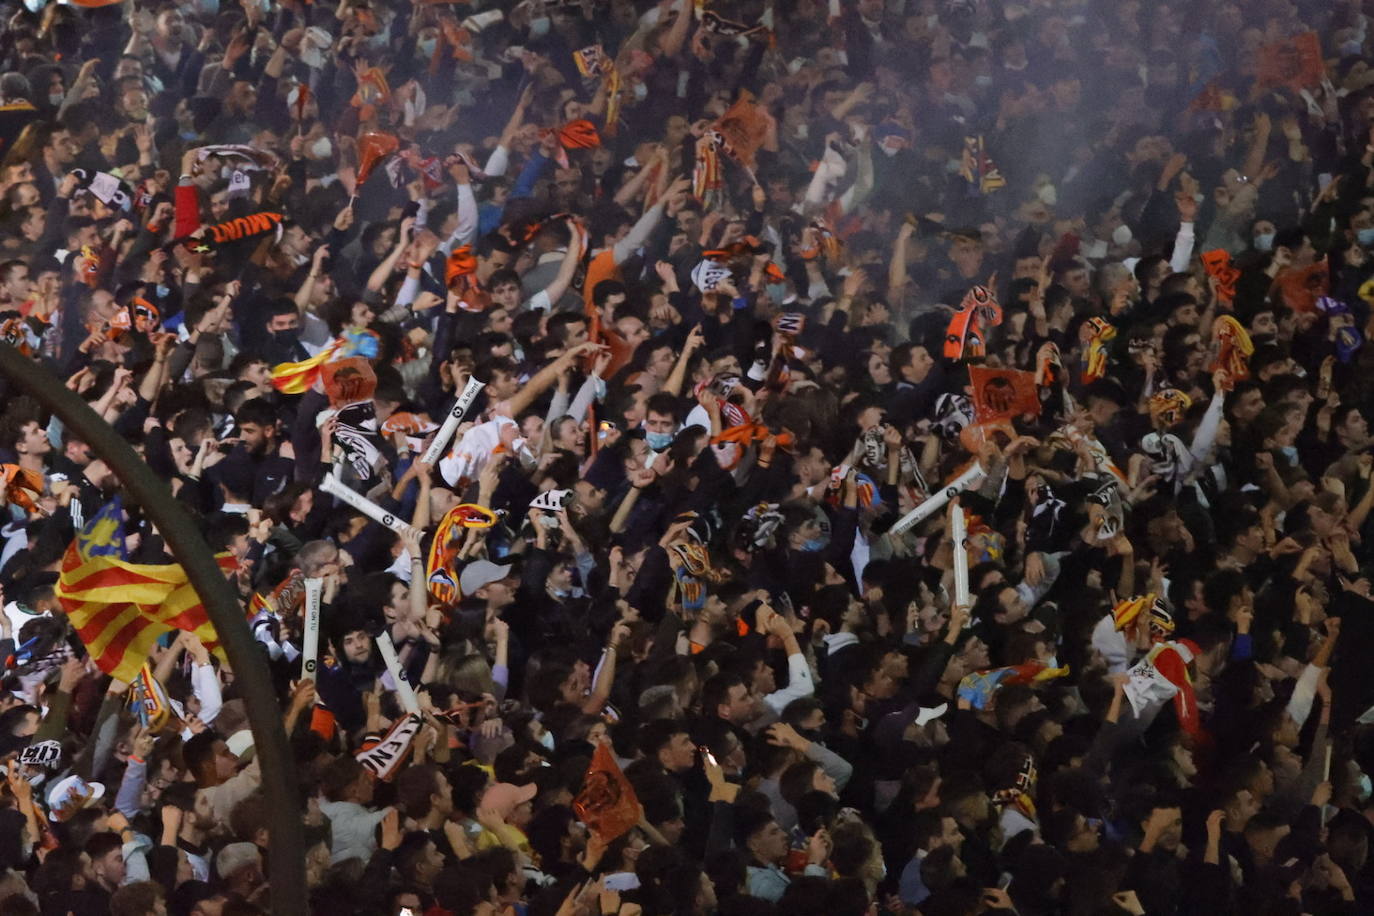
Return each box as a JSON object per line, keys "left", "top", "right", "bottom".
{"left": 3, "top": 0, "right": 1374, "bottom": 914}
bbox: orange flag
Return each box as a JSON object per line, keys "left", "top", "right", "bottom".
{"left": 322, "top": 356, "right": 377, "bottom": 407}
{"left": 573, "top": 742, "right": 642, "bottom": 842}
{"left": 714, "top": 93, "right": 771, "bottom": 170}
{"left": 1274, "top": 261, "right": 1329, "bottom": 313}
{"left": 969, "top": 367, "right": 1040, "bottom": 424}
{"left": 356, "top": 131, "right": 399, "bottom": 187}
{"left": 1256, "top": 32, "right": 1325, "bottom": 91}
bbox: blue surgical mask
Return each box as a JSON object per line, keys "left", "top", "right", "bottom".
{"left": 766, "top": 282, "right": 788, "bottom": 303}
{"left": 1254, "top": 232, "right": 1275, "bottom": 252}
{"left": 1278, "top": 445, "right": 1299, "bottom": 465}
{"left": 529, "top": 16, "right": 551, "bottom": 37}
{"left": 417, "top": 37, "right": 437, "bottom": 59}
{"left": 1359, "top": 772, "right": 1372, "bottom": 802}
{"left": 1358, "top": 228, "right": 1374, "bottom": 247}
{"left": 156, "top": 284, "right": 170, "bottom": 298}
{"left": 645, "top": 430, "right": 674, "bottom": 451}
{"left": 801, "top": 536, "right": 826, "bottom": 552}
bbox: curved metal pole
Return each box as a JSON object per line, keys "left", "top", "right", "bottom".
{"left": 0, "top": 345, "right": 307, "bottom": 913}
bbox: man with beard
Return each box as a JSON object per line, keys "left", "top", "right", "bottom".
{"left": 227, "top": 399, "right": 293, "bottom": 506}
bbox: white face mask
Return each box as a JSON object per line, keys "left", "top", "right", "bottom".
{"left": 1112, "top": 224, "right": 1133, "bottom": 246}
{"left": 310, "top": 136, "right": 333, "bottom": 159}
{"left": 633, "top": 82, "right": 648, "bottom": 101}
{"left": 1037, "top": 184, "right": 1058, "bottom": 206}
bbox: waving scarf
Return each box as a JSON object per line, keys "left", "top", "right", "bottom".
{"left": 194, "top": 144, "right": 280, "bottom": 172}
{"left": 1112, "top": 593, "right": 1156, "bottom": 631}
{"left": 1086, "top": 477, "right": 1125, "bottom": 541}
{"left": 544, "top": 118, "right": 602, "bottom": 169}
{"left": 990, "top": 752, "right": 1040, "bottom": 822}
{"left": 959, "top": 135, "right": 1005, "bottom": 194}
{"left": 701, "top": 10, "right": 771, "bottom": 39}
{"left": 445, "top": 245, "right": 490, "bottom": 312}
{"left": 1209, "top": 315, "right": 1253, "bottom": 390}
{"left": 426, "top": 503, "right": 498, "bottom": 606}
{"left": 573, "top": 46, "right": 623, "bottom": 135}
{"left": 0, "top": 317, "right": 40, "bottom": 356}
{"left": 943, "top": 285, "right": 1002, "bottom": 359}
{"left": 667, "top": 541, "right": 714, "bottom": 613}
{"left": 559, "top": 119, "right": 602, "bottom": 149}
{"left": 0, "top": 464, "right": 44, "bottom": 515}
{"left": 1148, "top": 389, "right": 1192, "bottom": 428}
{"left": 130, "top": 663, "right": 173, "bottom": 733}
{"left": 184, "top": 211, "right": 284, "bottom": 253}
{"left": 692, "top": 133, "right": 723, "bottom": 206}
{"left": 107, "top": 297, "right": 160, "bottom": 338}
{"left": 1200, "top": 249, "right": 1240, "bottom": 305}
{"left": 351, "top": 67, "right": 391, "bottom": 121}
{"left": 1079, "top": 317, "right": 1117, "bottom": 384}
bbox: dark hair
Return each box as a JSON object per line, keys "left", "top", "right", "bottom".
{"left": 700, "top": 672, "right": 747, "bottom": 720}
{"left": 638, "top": 718, "right": 689, "bottom": 760}
{"left": 395, "top": 764, "right": 443, "bottom": 820}
{"left": 110, "top": 881, "right": 164, "bottom": 916}
{"left": 234, "top": 398, "right": 277, "bottom": 430}
{"left": 182, "top": 731, "right": 221, "bottom": 782}
{"left": 525, "top": 805, "right": 577, "bottom": 869}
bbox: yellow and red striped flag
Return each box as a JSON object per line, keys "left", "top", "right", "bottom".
{"left": 55, "top": 500, "right": 236, "bottom": 684}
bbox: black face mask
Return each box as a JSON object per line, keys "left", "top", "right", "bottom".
{"left": 267, "top": 328, "right": 299, "bottom": 353}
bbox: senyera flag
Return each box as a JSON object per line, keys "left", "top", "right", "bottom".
{"left": 55, "top": 499, "right": 236, "bottom": 684}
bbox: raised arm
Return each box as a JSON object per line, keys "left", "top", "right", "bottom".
{"left": 365, "top": 217, "right": 414, "bottom": 293}
{"left": 527, "top": 222, "right": 586, "bottom": 312}
{"left": 505, "top": 342, "right": 601, "bottom": 418}
{"left": 582, "top": 622, "right": 631, "bottom": 714}
{"left": 663, "top": 322, "right": 705, "bottom": 397}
